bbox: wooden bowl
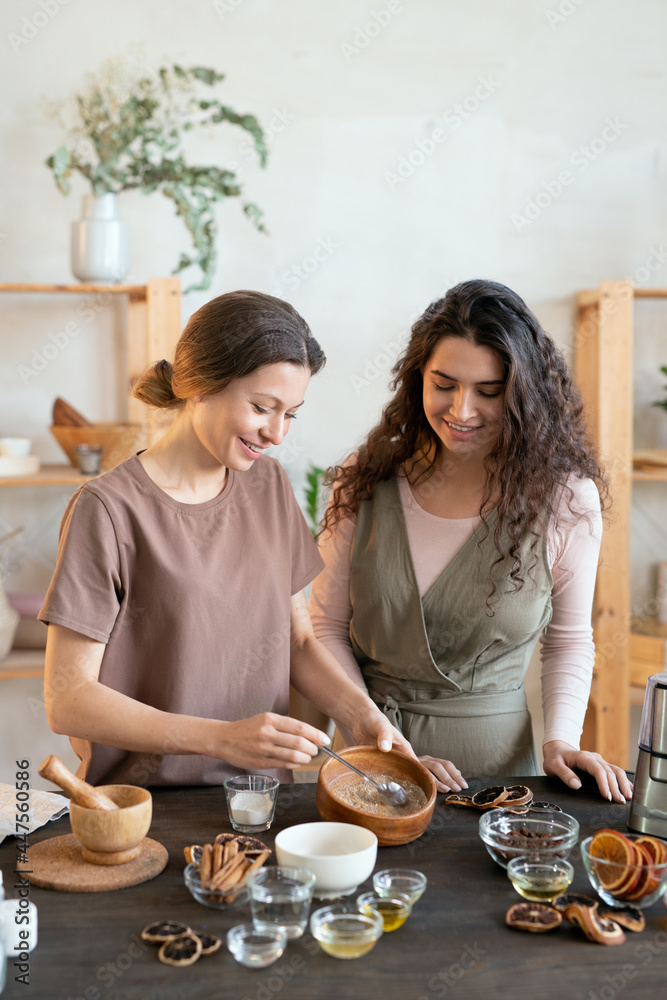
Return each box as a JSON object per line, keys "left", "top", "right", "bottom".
{"left": 315, "top": 746, "right": 437, "bottom": 847}
{"left": 49, "top": 423, "right": 141, "bottom": 471}
{"left": 69, "top": 785, "right": 152, "bottom": 865}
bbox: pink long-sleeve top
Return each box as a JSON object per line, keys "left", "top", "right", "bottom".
{"left": 308, "top": 473, "right": 602, "bottom": 752}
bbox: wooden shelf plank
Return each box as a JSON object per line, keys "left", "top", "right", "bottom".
{"left": 0, "top": 464, "right": 93, "bottom": 487}
{"left": 0, "top": 282, "right": 147, "bottom": 299}
{"left": 0, "top": 649, "right": 45, "bottom": 679}
{"left": 633, "top": 468, "right": 667, "bottom": 482}
{"left": 578, "top": 287, "right": 667, "bottom": 307}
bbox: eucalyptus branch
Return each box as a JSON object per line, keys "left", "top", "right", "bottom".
{"left": 45, "top": 56, "right": 269, "bottom": 291}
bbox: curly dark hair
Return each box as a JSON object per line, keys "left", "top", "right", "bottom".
{"left": 322, "top": 278, "right": 608, "bottom": 605}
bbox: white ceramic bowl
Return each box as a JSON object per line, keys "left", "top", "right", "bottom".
{"left": 274, "top": 822, "right": 377, "bottom": 898}
{"left": 0, "top": 438, "right": 31, "bottom": 457}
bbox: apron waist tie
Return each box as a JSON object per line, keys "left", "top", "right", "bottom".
{"left": 369, "top": 686, "right": 528, "bottom": 721}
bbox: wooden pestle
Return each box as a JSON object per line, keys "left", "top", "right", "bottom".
{"left": 38, "top": 755, "right": 118, "bottom": 811}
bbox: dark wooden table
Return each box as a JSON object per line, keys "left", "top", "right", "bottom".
{"left": 1, "top": 775, "right": 665, "bottom": 1000}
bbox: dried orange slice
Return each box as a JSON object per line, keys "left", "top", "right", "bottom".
{"left": 589, "top": 829, "right": 637, "bottom": 891}
{"left": 615, "top": 844, "right": 662, "bottom": 902}
{"left": 590, "top": 829, "right": 636, "bottom": 865}
{"left": 506, "top": 902, "right": 561, "bottom": 932}
{"left": 636, "top": 835, "right": 667, "bottom": 866}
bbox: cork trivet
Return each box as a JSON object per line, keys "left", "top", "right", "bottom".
{"left": 17, "top": 835, "right": 168, "bottom": 892}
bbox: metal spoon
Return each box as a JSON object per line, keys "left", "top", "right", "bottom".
{"left": 319, "top": 745, "right": 408, "bottom": 808}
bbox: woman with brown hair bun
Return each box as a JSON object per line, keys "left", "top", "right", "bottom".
{"left": 40, "top": 290, "right": 412, "bottom": 787}
{"left": 310, "top": 279, "right": 632, "bottom": 802}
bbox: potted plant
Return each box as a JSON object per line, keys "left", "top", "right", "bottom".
{"left": 45, "top": 52, "right": 268, "bottom": 290}
{"left": 304, "top": 464, "right": 326, "bottom": 537}
{"left": 653, "top": 365, "right": 667, "bottom": 410}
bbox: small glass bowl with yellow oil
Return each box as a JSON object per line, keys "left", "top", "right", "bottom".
{"left": 310, "top": 904, "right": 383, "bottom": 959}
{"left": 373, "top": 868, "right": 427, "bottom": 906}
{"left": 356, "top": 889, "right": 412, "bottom": 931}
{"left": 507, "top": 855, "right": 574, "bottom": 902}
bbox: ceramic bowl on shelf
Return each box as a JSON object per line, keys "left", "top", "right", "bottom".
{"left": 478, "top": 806, "right": 579, "bottom": 869}
{"left": 0, "top": 455, "right": 40, "bottom": 478}
{"left": 315, "top": 746, "right": 437, "bottom": 847}
{"left": 0, "top": 438, "right": 31, "bottom": 457}
{"left": 69, "top": 784, "right": 152, "bottom": 865}
{"left": 580, "top": 834, "right": 667, "bottom": 909}
{"left": 49, "top": 423, "right": 141, "bottom": 471}
{"left": 274, "top": 822, "right": 377, "bottom": 898}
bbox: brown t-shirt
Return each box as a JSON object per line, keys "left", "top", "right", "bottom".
{"left": 39, "top": 454, "right": 324, "bottom": 787}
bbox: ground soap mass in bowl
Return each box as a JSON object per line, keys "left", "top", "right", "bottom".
{"left": 334, "top": 775, "right": 428, "bottom": 817}
{"left": 316, "top": 746, "right": 437, "bottom": 846}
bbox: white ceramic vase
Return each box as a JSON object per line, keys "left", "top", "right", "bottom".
{"left": 71, "top": 192, "right": 128, "bottom": 283}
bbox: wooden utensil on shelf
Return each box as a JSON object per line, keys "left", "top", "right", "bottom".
{"left": 38, "top": 755, "right": 118, "bottom": 811}
{"left": 52, "top": 397, "right": 92, "bottom": 428}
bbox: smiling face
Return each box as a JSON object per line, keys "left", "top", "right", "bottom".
{"left": 190, "top": 362, "right": 311, "bottom": 470}
{"left": 422, "top": 336, "right": 506, "bottom": 461}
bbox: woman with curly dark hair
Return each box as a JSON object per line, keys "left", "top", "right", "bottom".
{"left": 309, "top": 279, "right": 632, "bottom": 803}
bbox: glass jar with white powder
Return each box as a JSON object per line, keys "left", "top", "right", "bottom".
{"left": 223, "top": 775, "right": 280, "bottom": 833}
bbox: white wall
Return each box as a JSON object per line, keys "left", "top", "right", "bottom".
{"left": 1, "top": 0, "right": 665, "bottom": 771}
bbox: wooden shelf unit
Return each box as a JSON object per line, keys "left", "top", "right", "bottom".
{"left": 0, "top": 278, "right": 182, "bottom": 678}
{"left": 0, "top": 279, "right": 182, "bottom": 450}
{"left": 0, "top": 464, "right": 93, "bottom": 487}
{"left": 575, "top": 281, "right": 667, "bottom": 768}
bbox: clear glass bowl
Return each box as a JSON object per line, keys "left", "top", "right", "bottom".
{"left": 227, "top": 924, "right": 286, "bottom": 968}
{"left": 507, "top": 855, "right": 574, "bottom": 902}
{"left": 356, "top": 889, "right": 412, "bottom": 932}
{"left": 372, "top": 868, "right": 427, "bottom": 905}
{"left": 478, "top": 806, "right": 579, "bottom": 869}
{"left": 310, "top": 903, "right": 383, "bottom": 960}
{"left": 580, "top": 835, "right": 667, "bottom": 909}
{"left": 183, "top": 861, "right": 249, "bottom": 910}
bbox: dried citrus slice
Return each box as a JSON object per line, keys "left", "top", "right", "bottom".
{"left": 589, "top": 829, "right": 637, "bottom": 890}
{"left": 598, "top": 904, "right": 645, "bottom": 932}
{"left": 636, "top": 835, "right": 667, "bottom": 866}
{"left": 589, "top": 829, "right": 636, "bottom": 865}
{"left": 444, "top": 792, "right": 476, "bottom": 807}
{"left": 565, "top": 903, "right": 625, "bottom": 946}
{"left": 552, "top": 892, "right": 596, "bottom": 913}
{"left": 472, "top": 785, "right": 508, "bottom": 808}
{"left": 190, "top": 931, "right": 222, "bottom": 956}
{"left": 614, "top": 844, "right": 661, "bottom": 902}
{"left": 141, "top": 920, "right": 192, "bottom": 944}
{"left": 506, "top": 902, "right": 562, "bottom": 932}
{"left": 158, "top": 933, "right": 202, "bottom": 967}
{"left": 503, "top": 785, "right": 534, "bottom": 807}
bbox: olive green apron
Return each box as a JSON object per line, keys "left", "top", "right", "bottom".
{"left": 349, "top": 478, "right": 553, "bottom": 778}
